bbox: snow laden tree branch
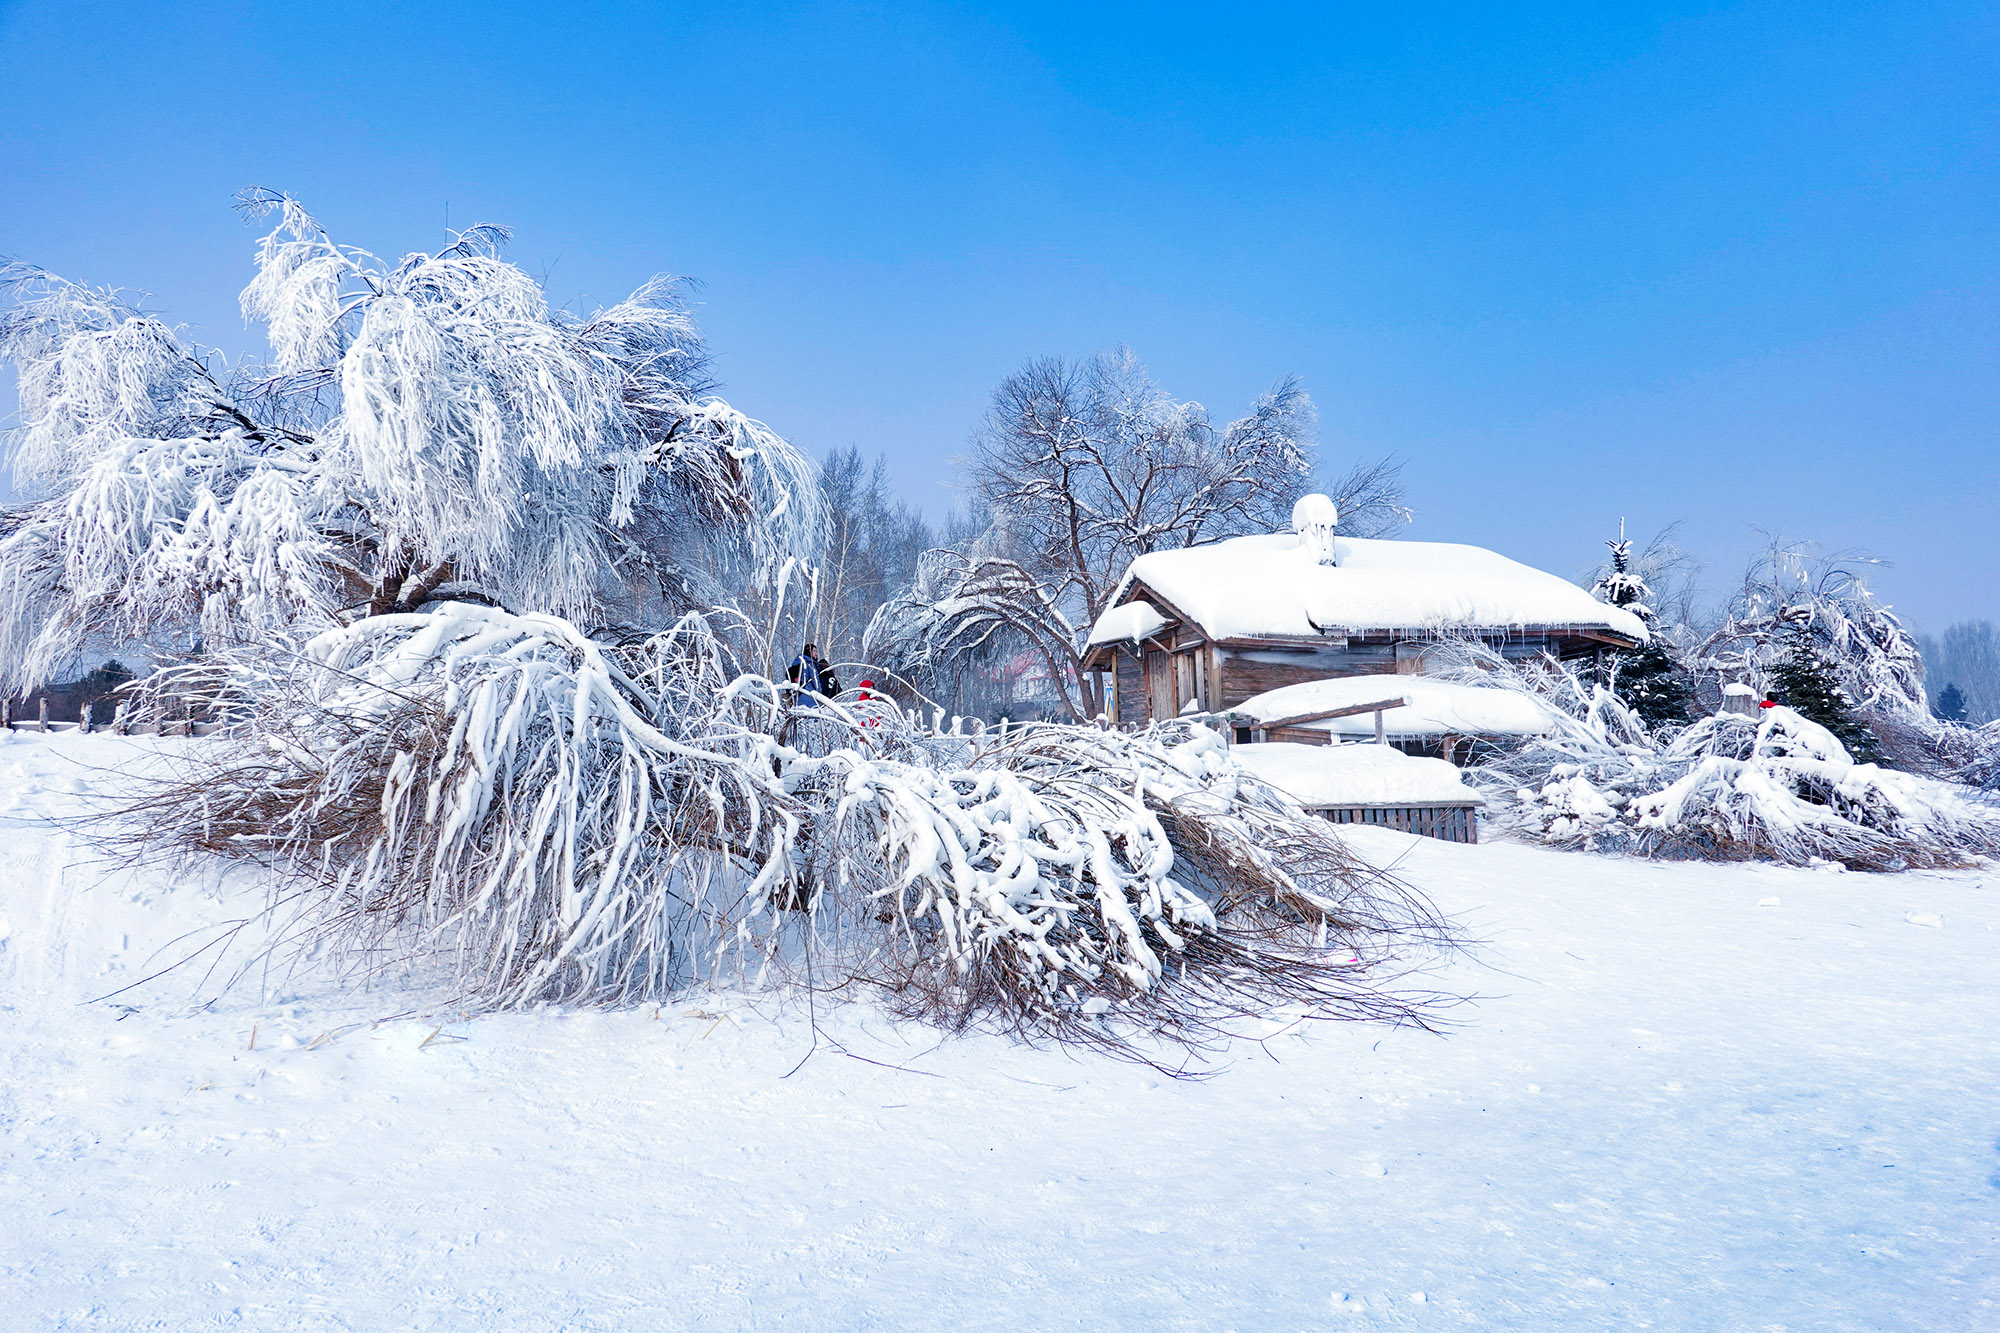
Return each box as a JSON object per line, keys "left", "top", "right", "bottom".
{"left": 861, "top": 549, "right": 1097, "bottom": 720}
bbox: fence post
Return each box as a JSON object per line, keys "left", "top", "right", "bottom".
{"left": 37, "top": 698, "right": 48, "bottom": 732}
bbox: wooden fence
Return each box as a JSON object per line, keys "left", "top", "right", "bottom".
{"left": 1311, "top": 802, "right": 1479, "bottom": 844}
{"left": 2, "top": 697, "right": 225, "bottom": 736}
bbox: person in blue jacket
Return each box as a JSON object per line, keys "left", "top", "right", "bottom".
{"left": 787, "top": 644, "right": 839, "bottom": 705}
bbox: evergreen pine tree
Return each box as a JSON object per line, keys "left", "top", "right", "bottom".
{"left": 1768, "top": 625, "right": 1881, "bottom": 762}
{"left": 1612, "top": 639, "right": 1696, "bottom": 729}
{"left": 1935, "top": 682, "right": 1968, "bottom": 722}
{"left": 1593, "top": 526, "right": 1694, "bottom": 729}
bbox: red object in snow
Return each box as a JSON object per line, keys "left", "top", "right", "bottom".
{"left": 1758, "top": 699, "right": 1778, "bottom": 709}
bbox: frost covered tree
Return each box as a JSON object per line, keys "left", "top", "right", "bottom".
{"left": 1767, "top": 623, "right": 1882, "bottom": 763}
{"left": 1590, "top": 527, "right": 1693, "bottom": 730}
{"left": 873, "top": 344, "right": 1401, "bottom": 719}
{"left": 864, "top": 547, "right": 1094, "bottom": 718}
{"left": 0, "top": 190, "right": 821, "bottom": 694}
{"left": 1695, "top": 539, "right": 1928, "bottom": 758}
{"left": 1935, "top": 682, "right": 1969, "bottom": 723}
{"left": 967, "top": 345, "right": 1328, "bottom": 627}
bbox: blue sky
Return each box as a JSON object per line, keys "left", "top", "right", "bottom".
{"left": 2, "top": 0, "right": 1995, "bottom": 629}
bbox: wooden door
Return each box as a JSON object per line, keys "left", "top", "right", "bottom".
{"left": 1145, "top": 650, "right": 1174, "bottom": 722}
{"left": 1173, "top": 651, "right": 1198, "bottom": 714}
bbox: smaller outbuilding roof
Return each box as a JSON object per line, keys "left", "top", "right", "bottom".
{"left": 1235, "top": 676, "right": 1556, "bottom": 738}
{"left": 1232, "top": 742, "right": 1483, "bottom": 808}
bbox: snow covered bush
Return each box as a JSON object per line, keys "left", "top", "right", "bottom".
{"left": 115, "top": 606, "right": 1454, "bottom": 1049}
{"left": 809, "top": 718, "right": 1457, "bottom": 1050}
{"left": 1434, "top": 642, "right": 2000, "bottom": 870}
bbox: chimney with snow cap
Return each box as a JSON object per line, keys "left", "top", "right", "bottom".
{"left": 1291, "top": 493, "right": 1340, "bottom": 565}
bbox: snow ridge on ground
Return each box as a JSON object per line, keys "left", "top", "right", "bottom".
{"left": 3, "top": 733, "right": 1996, "bottom": 1330}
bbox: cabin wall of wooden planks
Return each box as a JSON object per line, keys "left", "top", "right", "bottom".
{"left": 1103, "top": 635, "right": 1583, "bottom": 724}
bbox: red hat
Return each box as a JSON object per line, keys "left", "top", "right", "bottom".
{"left": 859, "top": 679, "right": 875, "bottom": 689}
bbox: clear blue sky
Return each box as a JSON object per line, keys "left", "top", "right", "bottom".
{"left": 2, "top": 0, "right": 1994, "bottom": 629}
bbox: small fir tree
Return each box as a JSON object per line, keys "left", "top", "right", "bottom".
{"left": 1610, "top": 639, "right": 1696, "bottom": 729}
{"left": 1594, "top": 527, "right": 1694, "bottom": 729}
{"left": 1769, "top": 624, "right": 1882, "bottom": 762}
{"left": 1935, "top": 682, "right": 1969, "bottom": 723}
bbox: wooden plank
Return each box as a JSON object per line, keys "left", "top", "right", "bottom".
{"left": 1255, "top": 697, "right": 1408, "bottom": 730}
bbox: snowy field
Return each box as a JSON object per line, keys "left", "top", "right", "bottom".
{"left": 3, "top": 732, "right": 1996, "bottom": 1331}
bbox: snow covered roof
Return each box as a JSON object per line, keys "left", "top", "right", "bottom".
{"left": 1235, "top": 676, "right": 1556, "bottom": 738}
{"left": 1232, "top": 742, "right": 1483, "bottom": 808}
{"left": 1084, "top": 599, "right": 1170, "bottom": 648}
{"left": 1091, "top": 532, "right": 1648, "bottom": 644}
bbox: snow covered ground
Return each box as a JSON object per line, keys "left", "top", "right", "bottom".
{"left": 4, "top": 732, "right": 1996, "bottom": 1330}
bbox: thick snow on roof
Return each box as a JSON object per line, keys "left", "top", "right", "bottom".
{"left": 1084, "top": 599, "right": 1170, "bottom": 648}
{"left": 1235, "top": 676, "right": 1556, "bottom": 738}
{"left": 1095, "top": 532, "right": 1648, "bottom": 643}
{"left": 1233, "top": 741, "right": 1482, "bottom": 808}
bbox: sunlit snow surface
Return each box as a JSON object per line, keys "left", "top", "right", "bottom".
{"left": 2, "top": 732, "right": 1995, "bottom": 1330}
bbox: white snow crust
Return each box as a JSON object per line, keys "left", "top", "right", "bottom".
{"left": 3, "top": 731, "right": 1996, "bottom": 1330}
{"left": 1237, "top": 674, "right": 1557, "bottom": 738}
{"left": 1232, "top": 741, "right": 1483, "bottom": 807}
{"left": 1092, "top": 531, "right": 1651, "bottom": 643}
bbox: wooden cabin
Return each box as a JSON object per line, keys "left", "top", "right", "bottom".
{"left": 1081, "top": 503, "right": 1647, "bottom": 740}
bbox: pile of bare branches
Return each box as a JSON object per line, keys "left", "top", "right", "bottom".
{"left": 111, "top": 604, "right": 1458, "bottom": 1056}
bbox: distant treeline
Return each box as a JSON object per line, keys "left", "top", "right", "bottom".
{"left": 1919, "top": 621, "right": 2000, "bottom": 723}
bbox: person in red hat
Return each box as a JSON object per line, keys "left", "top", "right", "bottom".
{"left": 856, "top": 679, "right": 886, "bottom": 748}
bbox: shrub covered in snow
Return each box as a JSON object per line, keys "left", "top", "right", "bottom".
{"left": 1432, "top": 642, "right": 2000, "bottom": 871}
{"left": 117, "top": 606, "right": 1456, "bottom": 1053}
{"left": 1519, "top": 706, "right": 1999, "bottom": 870}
